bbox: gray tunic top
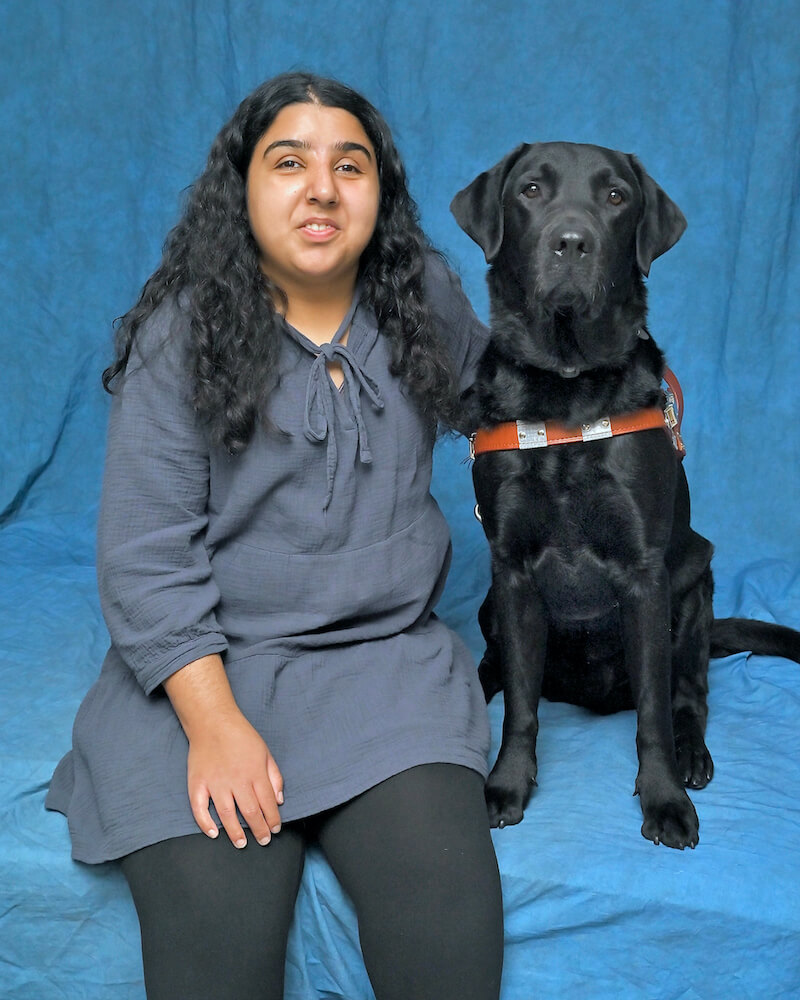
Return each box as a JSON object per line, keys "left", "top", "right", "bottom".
{"left": 46, "top": 255, "right": 491, "bottom": 863}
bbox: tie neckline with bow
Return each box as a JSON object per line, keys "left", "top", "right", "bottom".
{"left": 282, "top": 287, "right": 385, "bottom": 509}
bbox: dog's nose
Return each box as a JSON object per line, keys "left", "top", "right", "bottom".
{"left": 550, "top": 228, "right": 594, "bottom": 258}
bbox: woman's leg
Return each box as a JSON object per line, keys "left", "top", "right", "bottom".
{"left": 121, "top": 828, "right": 306, "bottom": 1000}
{"left": 316, "top": 764, "right": 504, "bottom": 1000}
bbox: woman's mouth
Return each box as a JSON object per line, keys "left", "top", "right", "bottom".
{"left": 300, "top": 220, "right": 338, "bottom": 239}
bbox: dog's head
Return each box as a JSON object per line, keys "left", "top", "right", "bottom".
{"left": 451, "top": 142, "right": 686, "bottom": 372}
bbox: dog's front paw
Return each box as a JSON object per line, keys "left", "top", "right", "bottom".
{"left": 675, "top": 737, "right": 714, "bottom": 789}
{"left": 484, "top": 757, "right": 537, "bottom": 828}
{"left": 674, "top": 713, "right": 714, "bottom": 789}
{"left": 485, "top": 779, "right": 530, "bottom": 828}
{"left": 638, "top": 787, "right": 699, "bottom": 850}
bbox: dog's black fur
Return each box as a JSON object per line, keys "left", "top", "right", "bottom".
{"left": 451, "top": 142, "right": 800, "bottom": 849}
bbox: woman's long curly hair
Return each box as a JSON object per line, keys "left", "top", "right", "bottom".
{"left": 104, "top": 72, "right": 458, "bottom": 452}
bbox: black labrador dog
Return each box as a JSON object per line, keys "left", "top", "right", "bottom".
{"left": 451, "top": 142, "right": 800, "bottom": 849}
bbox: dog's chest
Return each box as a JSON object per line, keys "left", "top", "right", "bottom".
{"left": 529, "top": 475, "right": 638, "bottom": 621}
{"left": 476, "top": 441, "right": 671, "bottom": 618}
{"left": 534, "top": 451, "right": 640, "bottom": 562}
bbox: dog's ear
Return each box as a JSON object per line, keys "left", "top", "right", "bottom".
{"left": 450, "top": 144, "right": 530, "bottom": 262}
{"left": 629, "top": 155, "right": 687, "bottom": 276}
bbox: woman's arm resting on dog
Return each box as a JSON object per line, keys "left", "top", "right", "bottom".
{"left": 164, "top": 654, "right": 284, "bottom": 848}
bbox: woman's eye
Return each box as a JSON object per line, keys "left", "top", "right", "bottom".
{"left": 336, "top": 162, "right": 362, "bottom": 174}
{"left": 276, "top": 158, "right": 302, "bottom": 169}
{"left": 608, "top": 188, "right": 625, "bottom": 205}
{"left": 522, "top": 183, "right": 541, "bottom": 199}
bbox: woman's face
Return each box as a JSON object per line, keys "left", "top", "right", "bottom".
{"left": 246, "top": 102, "right": 380, "bottom": 300}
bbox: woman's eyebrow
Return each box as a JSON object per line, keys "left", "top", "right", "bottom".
{"left": 263, "top": 138, "right": 372, "bottom": 161}
{"left": 262, "top": 138, "right": 307, "bottom": 157}
{"left": 335, "top": 141, "right": 373, "bottom": 161}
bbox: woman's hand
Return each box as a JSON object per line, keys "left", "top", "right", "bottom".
{"left": 186, "top": 710, "right": 284, "bottom": 847}
{"left": 163, "top": 653, "right": 284, "bottom": 847}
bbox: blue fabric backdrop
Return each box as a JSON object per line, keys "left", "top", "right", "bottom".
{"left": 2, "top": 1, "right": 799, "bottom": 997}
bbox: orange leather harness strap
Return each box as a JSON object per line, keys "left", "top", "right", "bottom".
{"left": 470, "top": 407, "right": 669, "bottom": 456}
{"left": 469, "top": 367, "right": 687, "bottom": 459}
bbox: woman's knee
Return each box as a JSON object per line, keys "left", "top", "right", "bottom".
{"left": 121, "top": 829, "right": 306, "bottom": 1000}
{"left": 317, "top": 765, "right": 504, "bottom": 1000}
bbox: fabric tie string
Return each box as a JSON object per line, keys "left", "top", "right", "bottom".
{"left": 284, "top": 288, "right": 384, "bottom": 509}
{"left": 303, "top": 342, "right": 384, "bottom": 508}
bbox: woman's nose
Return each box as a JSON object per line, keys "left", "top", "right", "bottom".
{"left": 306, "top": 163, "right": 337, "bottom": 204}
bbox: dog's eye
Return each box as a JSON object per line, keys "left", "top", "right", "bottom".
{"left": 608, "top": 189, "right": 625, "bottom": 206}
{"left": 522, "top": 183, "right": 541, "bottom": 199}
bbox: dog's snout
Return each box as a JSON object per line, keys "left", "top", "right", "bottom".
{"left": 550, "top": 228, "right": 594, "bottom": 258}
{"left": 536, "top": 216, "right": 602, "bottom": 310}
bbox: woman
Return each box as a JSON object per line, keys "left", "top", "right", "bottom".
{"left": 47, "top": 72, "right": 503, "bottom": 1000}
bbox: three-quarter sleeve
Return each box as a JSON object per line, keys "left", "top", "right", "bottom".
{"left": 423, "top": 251, "right": 490, "bottom": 394}
{"left": 97, "top": 299, "right": 227, "bottom": 695}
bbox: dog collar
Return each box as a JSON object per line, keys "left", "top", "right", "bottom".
{"left": 469, "top": 367, "right": 686, "bottom": 460}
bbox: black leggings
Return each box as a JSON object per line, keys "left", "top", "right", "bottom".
{"left": 121, "top": 764, "right": 504, "bottom": 1000}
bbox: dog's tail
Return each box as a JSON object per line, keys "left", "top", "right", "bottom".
{"left": 711, "top": 618, "right": 800, "bottom": 664}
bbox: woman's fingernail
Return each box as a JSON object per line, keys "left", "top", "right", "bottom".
{"left": 277, "top": 791, "right": 284, "bottom": 805}
{"left": 270, "top": 824, "right": 281, "bottom": 835}
{"left": 207, "top": 827, "right": 219, "bottom": 839}
{"left": 258, "top": 835, "right": 271, "bottom": 846}
{"left": 235, "top": 837, "right": 247, "bottom": 849}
